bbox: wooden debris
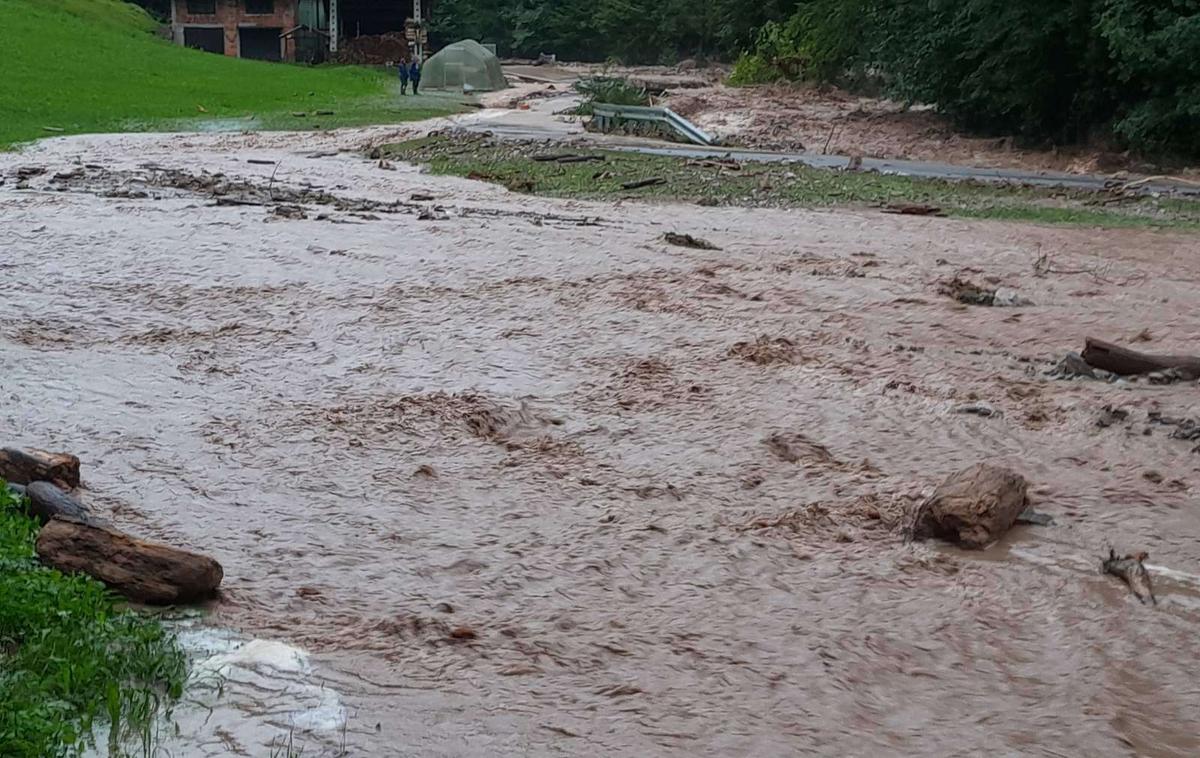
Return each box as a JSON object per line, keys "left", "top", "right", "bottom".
{"left": 531, "top": 153, "right": 605, "bottom": 164}
{"left": 1102, "top": 549, "right": 1156, "bottom": 605}
{"left": 1081, "top": 337, "right": 1200, "bottom": 378}
{"left": 0, "top": 447, "right": 81, "bottom": 488}
{"left": 662, "top": 232, "right": 720, "bottom": 250}
{"left": 36, "top": 520, "right": 223, "bottom": 605}
{"left": 882, "top": 203, "right": 945, "bottom": 216}
{"left": 621, "top": 177, "right": 666, "bottom": 190}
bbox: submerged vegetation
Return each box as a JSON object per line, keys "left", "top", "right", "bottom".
{"left": 0, "top": 482, "right": 186, "bottom": 758}
{"left": 382, "top": 133, "right": 1200, "bottom": 230}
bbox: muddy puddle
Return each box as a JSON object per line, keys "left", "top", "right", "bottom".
{"left": 4, "top": 125, "right": 1200, "bottom": 756}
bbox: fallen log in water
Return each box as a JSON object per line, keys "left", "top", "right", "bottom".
{"left": 0, "top": 447, "right": 80, "bottom": 488}
{"left": 36, "top": 520, "right": 223, "bottom": 604}
{"left": 1081, "top": 338, "right": 1200, "bottom": 378}
{"left": 1102, "top": 549, "right": 1156, "bottom": 605}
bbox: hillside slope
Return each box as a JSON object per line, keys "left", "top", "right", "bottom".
{"left": 0, "top": 0, "right": 460, "bottom": 148}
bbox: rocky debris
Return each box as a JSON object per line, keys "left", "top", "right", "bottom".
{"left": 938, "top": 277, "right": 1033, "bottom": 307}
{"left": 728, "top": 335, "right": 797, "bottom": 365}
{"left": 0, "top": 447, "right": 81, "bottom": 488}
{"left": 764, "top": 432, "right": 839, "bottom": 466}
{"left": 952, "top": 402, "right": 999, "bottom": 417}
{"left": 909, "top": 463, "right": 1028, "bottom": 549}
{"left": 1015, "top": 508, "right": 1054, "bottom": 526}
{"left": 1096, "top": 405, "right": 1130, "bottom": 429}
{"left": 1048, "top": 351, "right": 1110, "bottom": 380}
{"left": 662, "top": 232, "right": 720, "bottom": 250}
{"left": 36, "top": 519, "right": 223, "bottom": 604}
{"left": 1148, "top": 412, "right": 1200, "bottom": 449}
{"left": 25, "top": 481, "right": 89, "bottom": 524}
{"left": 1102, "top": 549, "right": 1156, "bottom": 605}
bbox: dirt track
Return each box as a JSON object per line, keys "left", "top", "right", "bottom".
{"left": 4, "top": 125, "right": 1200, "bottom": 756}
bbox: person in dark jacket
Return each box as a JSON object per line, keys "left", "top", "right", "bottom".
{"left": 397, "top": 58, "right": 410, "bottom": 94}
{"left": 409, "top": 60, "right": 421, "bottom": 95}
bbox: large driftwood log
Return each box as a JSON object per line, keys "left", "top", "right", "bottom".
{"left": 36, "top": 520, "right": 222, "bottom": 604}
{"left": 25, "top": 481, "right": 90, "bottom": 524}
{"left": 1082, "top": 338, "right": 1200, "bottom": 378}
{"left": 0, "top": 447, "right": 81, "bottom": 488}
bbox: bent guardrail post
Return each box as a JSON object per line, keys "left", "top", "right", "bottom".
{"left": 590, "top": 103, "right": 715, "bottom": 146}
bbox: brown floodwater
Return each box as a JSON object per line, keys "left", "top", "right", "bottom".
{"left": 4, "top": 124, "right": 1200, "bottom": 757}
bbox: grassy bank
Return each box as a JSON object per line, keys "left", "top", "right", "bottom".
{"left": 381, "top": 134, "right": 1200, "bottom": 230}
{"left": 0, "top": 482, "right": 186, "bottom": 757}
{"left": 0, "top": 0, "right": 463, "bottom": 149}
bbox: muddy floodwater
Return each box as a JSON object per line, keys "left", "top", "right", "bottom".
{"left": 4, "top": 124, "right": 1200, "bottom": 757}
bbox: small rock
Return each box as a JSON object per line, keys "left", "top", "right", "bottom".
{"left": 25, "top": 481, "right": 89, "bottom": 524}
{"left": 1143, "top": 470, "right": 1164, "bottom": 484}
{"left": 448, "top": 626, "right": 477, "bottom": 640}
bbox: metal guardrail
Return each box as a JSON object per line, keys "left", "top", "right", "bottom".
{"left": 590, "top": 103, "right": 715, "bottom": 146}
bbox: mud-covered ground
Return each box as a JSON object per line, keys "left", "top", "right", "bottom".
{"left": 4, "top": 124, "right": 1200, "bottom": 756}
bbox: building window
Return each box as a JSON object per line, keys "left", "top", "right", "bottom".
{"left": 186, "top": 0, "right": 216, "bottom": 14}
{"left": 245, "top": 0, "right": 275, "bottom": 14}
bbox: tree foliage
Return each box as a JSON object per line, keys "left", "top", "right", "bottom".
{"left": 731, "top": 0, "right": 1200, "bottom": 155}
{"left": 432, "top": 0, "right": 803, "bottom": 63}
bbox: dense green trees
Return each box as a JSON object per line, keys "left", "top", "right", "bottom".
{"left": 730, "top": 0, "right": 1200, "bottom": 155}
{"left": 432, "top": 0, "right": 802, "bottom": 63}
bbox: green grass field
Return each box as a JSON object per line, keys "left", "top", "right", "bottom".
{"left": 0, "top": 483, "right": 186, "bottom": 757}
{"left": 0, "top": 0, "right": 464, "bottom": 149}
{"left": 383, "top": 134, "right": 1200, "bottom": 230}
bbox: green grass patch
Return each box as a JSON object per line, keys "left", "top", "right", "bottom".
{"left": 0, "top": 482, "right": 186, "bottom": 757}
{"left": 0, "top": 0, "right": 465, "bottom": 149}
{"left": 381, "top": 134, "right": 1200, "bottom": 230}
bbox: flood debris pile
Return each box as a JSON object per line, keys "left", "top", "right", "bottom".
{"left": 1051, "top": 337, "right": 1200, "bottom": 386}
{"left": 937, "top": 277, "right": 1033, "bottom": 307}
{"left": 1, "top": 446, "right": 222, "bottom": 604}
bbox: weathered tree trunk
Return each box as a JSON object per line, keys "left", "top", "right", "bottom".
{"left": 1082, "top": 338, "right": 1200, "bottom": 377}
{"left": 0, "top": 447, "right": 81, "bottom": 488}
{"left": 36, "top": 520, "right": 223, "bottom": 604}
{"left": 25, "top": 481, "right": 90, "bottom": 524}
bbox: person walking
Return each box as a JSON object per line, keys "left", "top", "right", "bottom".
{"left": 408, "top": 59, "right": 421, "bottom": 96}
{"left": 397, "top": 58, "right": 410, "bottom": 94}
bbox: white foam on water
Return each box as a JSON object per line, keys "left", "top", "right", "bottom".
{"left": 86, "top": 625, "right": 348, "bottom": 757}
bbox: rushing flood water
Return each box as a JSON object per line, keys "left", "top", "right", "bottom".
{"left": 4, "top": 124, "right": 1200, "bottom": 756}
